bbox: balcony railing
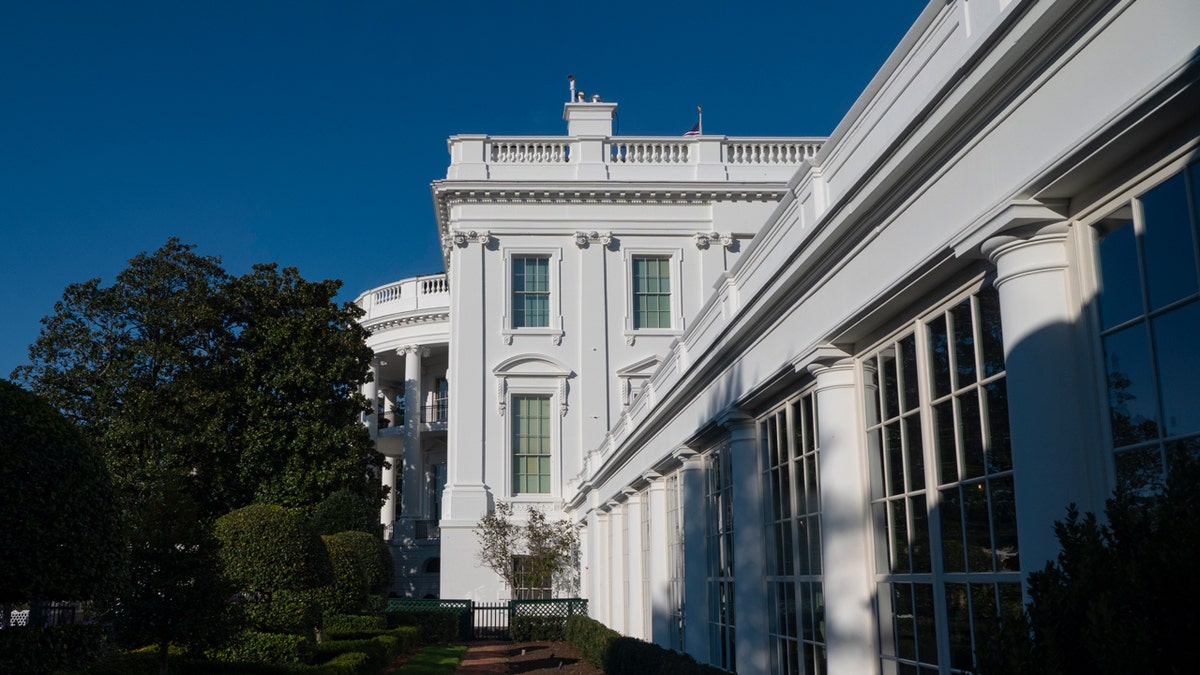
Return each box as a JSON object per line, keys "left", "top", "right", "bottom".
{"left": 355, "top": 273, "right": 450, "bottom": 323}
{"left": 374, "top": 402, "right": 448, "bottom": 430}
{"left": 415, "top": 519, "right": 441, "bottom": 540}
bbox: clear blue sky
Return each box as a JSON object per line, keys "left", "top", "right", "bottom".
{"left": 1, "top": 0, "right": 929, "bottom": 378}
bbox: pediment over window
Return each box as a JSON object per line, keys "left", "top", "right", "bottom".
{"left": 616, "top": 355, "right": 662, "bottom": 378}
{"left": 492, "top": 353, "right": 574, "bottom": 378}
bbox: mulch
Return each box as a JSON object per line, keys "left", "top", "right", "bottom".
{"left": 454, "top": 640, "right": 602, "bottom": 675}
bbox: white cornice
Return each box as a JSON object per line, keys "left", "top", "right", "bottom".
{"left": 361, "top": 311, "right": 450, "bottom": 335}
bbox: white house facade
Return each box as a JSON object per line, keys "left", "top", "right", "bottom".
{"left": 359, "top": 0, "right": 1200, "bottom": 672}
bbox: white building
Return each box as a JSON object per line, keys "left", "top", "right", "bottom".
{"left": 358, "top": 0, "right": 1200, "bottom": 672}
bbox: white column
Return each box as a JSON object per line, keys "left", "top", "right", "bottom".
{"left": 983, "top": 223, "right": 1108, "bottom": 584}
{"left": 380, "top": 461, "right": 397, "bottom": 539}
{"left": 401, "top": 346, "right": 428, "bottom": 520}
{"left": 723, "top": 410, "right": 768, "bottom": 675}
{"left": 677, "top": 447, "right": 709, "bottom": 664}
{"left": 811, "top": 358, "right": 877, "bottom": 674}
{"left": 624, "top": 489, "right": 646, "bottom": 639}
{"left": 644, "top": 472, "right": 672, "bottom": 648}
{"left": 608, "top": 500, "right": 626, "bottom": 633}
{"left": 364, "top": 360, "right": 389, "bottom": 533}
{"left": 593, "top": 509, "right": 611, "bottom": 623}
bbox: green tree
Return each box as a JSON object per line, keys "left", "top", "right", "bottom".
{"left": 0, "top": 380, "right": 122, "bottom": 616}
{"left": 475, "top": 501, "right": 579, "bottom": 599}
{"left": 12, "top": 238, "right": 380, "bottom": 517}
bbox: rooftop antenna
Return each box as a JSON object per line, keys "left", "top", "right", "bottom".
{"left": 567, "top": 75, "right": 576, "bottom": 103}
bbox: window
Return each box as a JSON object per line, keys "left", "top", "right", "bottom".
{"left": 866, "top": 287, "right": 1021, "bottom": 673}
{"left": 435, "top": 378, "right": 449, "bottom": 422}
{"left": 706, "top": 443, "right": 736, "bottom": 670}
{"left": 633, "top": 255, "right": 673, "bottom": 329}
{"left": 512, "top": 255, "right": 550, "bottom": 328}
{"left": 513, "top": 555, "right": 551, "bottom": 599}
{"left": 762, "top": 391, "right": 826, "bottom": 675}
{"left": 1095, "top": 161, "right": 1200, "bottom": 492}
{"left": 512, "top": 394, "right": 552, "bottom": 494}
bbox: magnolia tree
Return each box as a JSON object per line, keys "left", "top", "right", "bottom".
{"left": 475, "top": 501, "right": 580, "bottom": 599}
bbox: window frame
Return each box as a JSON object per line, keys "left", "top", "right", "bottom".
{"left": 861, "top": 279, "right": 1022, "bottom": 674}
{"left": 503, "top": 248, "right": 564, "bottom": 343}
{"left": 623, "top": 248, "right": 684, "bottom": 339}
{"left": 506, "top": 388, "right": 558, "bottom": 499}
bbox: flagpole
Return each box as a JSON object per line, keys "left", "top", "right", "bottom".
{"left": 698, "top": 105, "right": 703, "bottom": 135}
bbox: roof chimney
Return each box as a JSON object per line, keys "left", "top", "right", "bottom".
{"left": 563, "top": 98, "right": 617, "bottom": 137}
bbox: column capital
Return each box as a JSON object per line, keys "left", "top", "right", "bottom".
{"left": 401, "top": 344, "right": 431, "bottom": 358}
{"left": 981, "top": 221, "right": 1073, "bottom": 290}
{"left": 716, "top": 408, "right": 755, "bottom": 431}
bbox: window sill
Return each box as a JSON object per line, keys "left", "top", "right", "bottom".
{"left": 501, "top": 328, "right": 564, "bottom": 345}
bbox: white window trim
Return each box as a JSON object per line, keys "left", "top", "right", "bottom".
{"left": 504, "top": 384, "right": 561, "bottom": 501}
{"left": 502, "top": 247, "right": 565, "bottom": 345}
{"left": 623, "top": 248, "right": 685, "bottom": 341}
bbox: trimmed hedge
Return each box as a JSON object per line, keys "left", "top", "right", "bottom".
{"left": 324, "top": 614, "right": 386, "bottom": 634}
{"left": 0, "top": 624, "right": 106, "bottom": 675}
{"left": 208, "top": 630, "right": 315, "bottom": 665}
{"left": 329, "top": 531, "right": 393, "bottom": 595}
{"left": 239, "top": 589, "right": 324, "bottom": 635}
{"left": 310, "top": 489, "right": 380, "bottom": 537}
{"left": 315, "top": 635, "right": 399, "bottom": 671}
{"left": 321, "top": 535, "right": 368, "bottom": 615}
{"left": 386, "top": 610, "right": 459, "bottom": 644}
{"left": 510, "top": 615, "right": 565, "bottom": 642}
{"left": 563, "top": 615, "right": 725, "bottom": 675}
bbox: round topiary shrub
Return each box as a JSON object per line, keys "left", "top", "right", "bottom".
{"left": 309, "top": 488, "right": 380, "bottom": 536}
{"left": 331, "top": 530, "right": 394, "bottom": 596}
{"left": 0, "top": 380, "right": 123, "bottom": 605}
{"left": 321, "top": 534, "right": 368, "bottom": 616}
{"left": 214, "top": 504, "right": 333, "bottom": 594}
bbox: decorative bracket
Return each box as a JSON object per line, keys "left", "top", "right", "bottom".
{"left": 559, "top": 379, "right": 569, "bottom": 417}
{"left": 693, "top": 231, "right": 734, "bottom": 250}
{"left": 497, "top": 377, "right": 507, "bottom": 416}
{"left": 450, "top": 229, "right": 493, "bottom": 248}
{"left": 574, "top": 230, "right": 613, "bottom": 249}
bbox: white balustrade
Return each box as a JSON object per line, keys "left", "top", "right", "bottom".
{"left": 374, "top": 284, "right": 403, "bottom": 304}
{"left": 608, "top": 140, "right": 691, "bottom": 164}
{"left": 723, "top": 140, "right": 821, "bottom": 165}
{"left": 487, "top": 140, "right": 570, "bottom": 164}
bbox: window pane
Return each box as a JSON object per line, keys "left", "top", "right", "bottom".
{"left": 990, "top": 475, "right": 1019, "bottom": 572}
{"left": 963, "top": 480, "right": 992, "bottom": 573}
{"left": 913, "top": 583, "right": 938, "bottom": 667}
{"left": 900, "top": 334, "right": 920, "bottom": 412}
{"left": 1140, "top": 173, "right": 1198, "bottom": 312}
{"left": 945, "top": 583, "right": 973, "bottom": 671}
{"left": 978, "top": 290, "right": 1005, "bottom": 378}
{"left": 1103, "top": 322, "right": 1159, "bottom": 447}
{"left": 984, "top": 380, "right": 1012, "bottom": 473}
{"left": 1151, "top": 300, "right": 1200, "bottom": 437}
{"left": 1097, "top": 222, "right": 1143, "bottom": 330}
{"left": 958, "top": 391, "right": 985, "bottom": 480}
{"left": 928, "top": 315, "right": 952, "bottom": 399}
{"left": 940, "top": 487, "right": 965, "bottom": 573}
{"left": 1115, "top": 445, "right": 1163, "bottom": 494}
{"left": 905, "top": 414, "right": 926, "bottom": 491}
{"left": 909, "top": 496, "right": 930, "bottom": 574}
{"left": 881, "top": 346, "right": 900, "bottom": 420}
{"left": 934, "top": 400, "right": 957, "bottom": 484}
{"left": 951, "top": 301, "right": 977, "bottom": 389}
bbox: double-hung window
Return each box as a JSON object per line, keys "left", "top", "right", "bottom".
{"left": 512, "top": 255, "right": 550, "bottom": 328}
{"left": 632, "top": 255, "right": 673, "bottom": 329}
{"left": 512, "top": 394, "right": 551, "bottom": 495}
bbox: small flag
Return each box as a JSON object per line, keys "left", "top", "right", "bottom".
{"left": 683, "top": 121, "right": 700, "bottom": 137}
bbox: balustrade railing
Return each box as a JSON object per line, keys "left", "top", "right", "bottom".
{"left": 724, "top": 140, "right": 821, "bottom": 164}
{"left": 487, "top": 140, "right": 570, "bottom": 164}
{"left": 415, "top": 519, "right": 441, "bottom": 540}
{"left": 608, "top": 140, "right": 691, "bottom": 164}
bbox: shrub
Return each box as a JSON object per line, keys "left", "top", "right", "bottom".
{"left": 239, "top": 589, "right": 324, "bottom": 635}
{"left": 0, "top": 380, "right": 123, "bottom": 605}
{"left": 331, "top": 531, "right": 393, "bottom": 595}
{"left": 979, "top": 448, "right": 1200, "bottom": 675}
{"left": 324, "top": 614, "right": 387, "bottom": 634}
{"left": 215, "top": 504, "right": 333, "bottom": 594}
{"left": 315, "top": 635, "right": 399, "bottom": 671}
{"left": 321, "top": 535, "right": 369, "bottom": 615}
{"left": 324, "top": 625, "right": 420, "bottom": 649}
{"left": 310, "top": 489, "right": 380, "bottom": 537}
{"left": 208, "top": 629, "right": 315, "bottom": 665}
{"left": 509, "top": 615, "right": 565, "bottom": 642}
{"left": 564, "top": 615, "right": 619, "bottom": 669}
{"left": 386, "top": 610, "right": 460, "bottom": 643}
{"left": 0, "top": 624, "right": 106, "bottom": 675}
{"left": 318, "top": 650, "right": 373, "bottom": 675}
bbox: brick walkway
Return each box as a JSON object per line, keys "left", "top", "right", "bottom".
{"left": 453, "top": 641, "right": 511, "bottom": 674}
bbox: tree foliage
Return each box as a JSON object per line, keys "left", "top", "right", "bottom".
{"left": 980, "top": 449, "right": 1200, "bottom": 674}
{"left": 475, "top": 501, "right": 579, "bottom": 599}
{"left": 0, "top": 380, "right": 123, "bottom": 605}
{"left": 11, "top": 238, "right": 380, "bottom": 518}
{"left": 311, "top": 488, "right": 382, "bottom": 536}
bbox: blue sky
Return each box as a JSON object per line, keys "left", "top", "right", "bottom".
{"left": 1, "top": 0, "right": 928, "bottom": 378}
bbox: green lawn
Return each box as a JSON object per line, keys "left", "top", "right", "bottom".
{"left": 394, "top": 644, "right": 468, "bottom": 675}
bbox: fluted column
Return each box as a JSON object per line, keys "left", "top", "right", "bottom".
{"left": 608, "top": 499, "right": 626, "bottom": 633}
{"left": 401, "top": 346, "right": 429, "bottom": 520}
{"left": 983, "top": 223, "right": 1106, "bottom": 583}
{"left": 723, "top": 410, "right": 768, "bottom": 675}
{"left": 811, "top": 358, "right": 876, "bottom": 674}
